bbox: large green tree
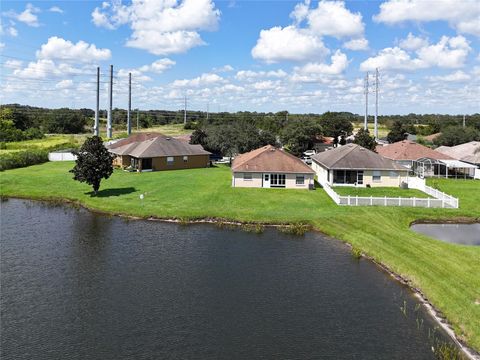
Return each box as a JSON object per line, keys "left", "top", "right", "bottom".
{"left": 280, "top": 120, "right": 322, "bottom": 156}
{"left": 433, "top": 126, "right": 480, "bottom": 147}
{"left": 353, "top": 128, "right": 377, "bottom": 151}
{"left": 321, "top": 112, "right": 354, "bottom": 138}
{"left": 387, "top": 120, "right": 408, "bottom": 143}
{"left": 70, "top": 136, "right": 114, "bottom": 195}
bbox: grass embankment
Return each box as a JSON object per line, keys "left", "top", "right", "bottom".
{"left": 1, "top": 163, "right": 479, "bottom": 353}
{"left": 333, "top": 186, "right": 431, "bottom": 198}
{"left": 136, "top": 123, "right": 192, "bottom": 136}
{"left": 0, "top": 135, "right": 85, "bottom": 154}
{"left": 353, "top": 122, "right": 390, "bottom": 138}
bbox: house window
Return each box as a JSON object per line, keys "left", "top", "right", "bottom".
{"left": 389, "top": 171, "right": 398, "bottom": 178}
{"left": 271, "top": 174, "right": 286, "bottom": 187}
{"left": 264, "top": 174, "right": 269, "bottom": 181}
{"left": 167, "top": 156, "right": 174, "bottom": 165}
{"left": 372, "top": 170, "right": 382, "bottom": 182}
{"left": 296, "top": 175, "right": 305, "bottom": 185}
{"left": 183, "top": 156, "right": 188, "bottom": 162}
{"left": 243, "top": 173, "right": 252, "bottom": 181}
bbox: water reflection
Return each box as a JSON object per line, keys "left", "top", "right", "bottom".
{"left": 1, "top": 199, "right": 455, "bottom": 360}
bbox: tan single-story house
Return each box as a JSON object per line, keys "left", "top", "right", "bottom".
{"left": 231, "top": 145, "right": 315, "bottom": 189}
{"left": 108, "top": 133, "right": 211, "bottom": 172}
{"left": 311, "top": 144, "right": 409, "bottom": 187}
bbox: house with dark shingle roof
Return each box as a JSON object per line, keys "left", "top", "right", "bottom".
{"left": 231, "top": 145, "right": 315, "bottom": 189}
{"left": 311, "top": 144, "right": 408, "bottom": 187}
{"left": 108, "top": 133, "right": 211, "bottom": 172}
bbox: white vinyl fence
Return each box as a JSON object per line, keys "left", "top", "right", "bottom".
{"left": 321, "top": 179, "right": 458, "bottom": 209}
{"left": 48, "top": 150, "right": 77, "bottom": 161}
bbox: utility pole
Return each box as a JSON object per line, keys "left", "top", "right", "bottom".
{"left": 286, "top": 111, "right": 288, "bottom": 122}
{"left": 463, "top": 114, "right": 466, "bottom": 128}
{"left": 107, "top": 64, "right": 113, "bottom": 139}
{"left": 364, "top": 71, "right": 369, "bottom": 131}
{"left": 206, "top": 102, "right": 209, "bottom": 121}
{"left": 94, "top": 66, "right": 100, "bottom": 136}
{"left": 136, "top": 109, "right": 139, "bottom": 131}
{"left": 184, "top": 95, "right": 187, "bottom": 125}
{"left": 374, "top": 68, "right": 379, "bottom": 139}
{"left": 127, "top": 72, "right": 131, "bottom": 136}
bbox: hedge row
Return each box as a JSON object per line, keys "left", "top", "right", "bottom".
{"left": 0, "top": 142, "right": 79, "bottom": 171}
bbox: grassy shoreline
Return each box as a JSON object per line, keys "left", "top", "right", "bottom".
{"left": 1, "top": 162, "right": 479, "bottom": 354}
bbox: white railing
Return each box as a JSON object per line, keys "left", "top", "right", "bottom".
{"left": 322, "top": 183, "right": 341, "bottom": 204}
{"left": 321, "top": 182, "right": 458, "bottom": 209}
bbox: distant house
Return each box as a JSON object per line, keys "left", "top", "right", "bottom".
{"left": 423, "top": 132, "right": 441, "bottom": 143}
{"left": 376, "top": 140, "right": 475, "bottom": 178}
{"left": 311, "top": 144, "right": 409, "bottom": 187}
{"left": 436, "top": 141, "right": 480, "bottom": 179}
{"left": 108, "top": 133, "right": 211, "bottom": 172}
{"left": 436, "top": 141, "right": 480, "bottom": 167}
{"left": 231, "top": 145, "right": 315, "bottom": 189}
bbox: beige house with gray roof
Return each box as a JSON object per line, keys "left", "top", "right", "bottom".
{"left": 311, "top": 144, "right": 409, "bottom": 187}
{"left": 108, "top": 133, "right": 211, "bottom": 172}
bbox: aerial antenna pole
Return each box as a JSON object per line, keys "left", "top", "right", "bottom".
{"left": 107, "top": 64, "right": 113, "bottom": 139}
{"left": 94, "top": 66, "right": 100, "bottom": 136}
{"left": 364, "top": 72, "right": 369, "bottom": 131}
{"left": 374, "top": 68, "right": 379, "bottom": 139}
{"left": 127, "top": 72, "right": 132, "bottom": 135}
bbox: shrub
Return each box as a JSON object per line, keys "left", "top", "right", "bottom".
{"left": 279, "top": 223, "right": 312, "bottom": 236}
{"left": 0, "top": 142, "right": 79, "bottom": 171}
{"left": 0, "top": 149, "right": 49, "bottom": 171}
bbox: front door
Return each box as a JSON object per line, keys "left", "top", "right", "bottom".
{"left": 357, "top": 171, "right": 364, "bottom": 185}
{"left": 263, "top": 173, "right": 270, "bottom": 188}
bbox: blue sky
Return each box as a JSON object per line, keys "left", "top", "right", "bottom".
{"left": 1, "top": 0, "right": 479, "bottom": 114}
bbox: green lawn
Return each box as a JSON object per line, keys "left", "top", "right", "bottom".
{"left": 135, "top": 123, "right": 192, "bottom": 136}
{"left": 353, "top": 122, "right": 390, "bottom": 138}
{"left": 333, "top": 186, "right": 431, "bottom": 198}
{"left": 1, "top": 163, "right": 479, "bottom": 352}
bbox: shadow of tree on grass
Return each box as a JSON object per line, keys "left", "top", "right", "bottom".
{"left": 86, "top": 187, "right": 136, "bottom": 198}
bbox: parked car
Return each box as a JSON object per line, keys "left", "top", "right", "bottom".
{"left": 303, "top": 150, "right": 316, "bottom": 157}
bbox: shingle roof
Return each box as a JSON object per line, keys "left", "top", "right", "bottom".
{"left": 108, "top": 133, "right": 210, "bottom": 158}
{"left": 436, "top": 141, "right": 480, "bottom": 164}
{"left": 231, "top": 145, "right": 314, "bottom": 174}
{"left": 311, "top": 144, "right": 406, "bottom": 171}
{"left": 376, "top": 140, "right": 453, "bottom": 161}
{"left": 108, "top": 132, "right": 164, "bottom": 149}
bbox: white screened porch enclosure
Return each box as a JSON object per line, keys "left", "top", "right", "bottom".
{"left": 413, "top": 158, "right": 477, "bottom": 179}
{"left": 332, "top": 170, "right": 364, "bottom": 185}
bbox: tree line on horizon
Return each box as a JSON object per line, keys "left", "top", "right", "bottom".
{"left": 1, "top": 104, "right": 479, "bottom": 150}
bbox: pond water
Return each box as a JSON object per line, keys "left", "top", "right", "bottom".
{"left": 1, "top": 199, "right": 454, "bottom": 359}
{"left": 411, "top": 223, "right": 480, "bottom": 246}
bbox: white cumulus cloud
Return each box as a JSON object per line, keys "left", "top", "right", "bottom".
{"left": 138, "top": 58, "right": 176, "bottom": 74}
{"left": 374, "top": 0, "right": 480, "bottom": 37}
{"left": 3, "top": 3, "right": 41, "bottom": 27}
{"left": 399, "top": 33, "right": 429, "bottom": 51}
{"left": 427, "top": 71, "right": 471, "bottom": 82}
{"left": 92, "top": 0, "right": 220, "bottom": 55}
{"left": 252, "top": 26, "right": 329, "bottom": 63}
{"left": 343, "top": 38, "right": 369, "bottom": 50}
{"left": 49, "top": 6, "right": 64, "bottom": 14}
{"left": 360, "top": 35, "right": 471, "bottom": 71}
{"left": 36, "top": 36, "right": 111, "bottom": 63}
